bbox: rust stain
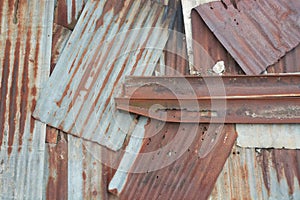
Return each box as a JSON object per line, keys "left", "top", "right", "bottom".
{"left": 18, "top": 29, "right": 31, "bottom": 149}
{"left": 46, "top": 132, "right": 68, "bottom": 200}
{"left": 0, "top": 40, "right": 11, "bottom": 147}
{"left": 7, "top": 39, "right": 20, "bottom": 155}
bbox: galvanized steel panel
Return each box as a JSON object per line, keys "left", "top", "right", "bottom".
{"left": 33, "top": 0, "right": 175, "bottom": 151}
{"left": 193, "top": 0, "right": 300, "bottom": 75}
{"left": 0, "top": 0, "right": 54, "bottom": 199}
{"left": 237, "top": 124, "right": 300, "bottom": 149}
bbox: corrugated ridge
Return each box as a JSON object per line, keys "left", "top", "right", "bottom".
{"left": 0, "top": 0, "right": 54, "bottom": 199}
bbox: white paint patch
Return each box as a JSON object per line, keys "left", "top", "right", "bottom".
{"left": 236, "top": 124, "right": 300, "bottom": 149}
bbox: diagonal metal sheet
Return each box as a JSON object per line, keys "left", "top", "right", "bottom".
{"left": 0, "top": 0, "right": 54, "bottom": 199}
{"left": 192, "top": 0, "right": 300, "bottom": 75}
{"left": 33, "top": 0, "right": 176, "bottom": 151}
{"left": 108, "top": 120, "right": 237, "bottom": 199}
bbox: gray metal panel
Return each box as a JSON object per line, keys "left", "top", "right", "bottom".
{"left": 236, "top": 124, "right": 300, "bottom": 149}
{"left": 210, "top": 146, "right": 300, "bottom": 200}
{"left": 0, "top": 0, "right": 54, "bottom": 199}
{"left": 33, "top": 0, "right": 175, "bottom": 151}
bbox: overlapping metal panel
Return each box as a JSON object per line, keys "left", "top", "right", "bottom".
{"left": 54, "top": 0, "right": 88, "bottom": 30}
{"left": 192, "top": 0, "right": 300, "bottom": 75}
{"left": 33, "top": 0, "right": 176, "bottom": 151}
{"left": 0, "top": 0, "right": 54, "bottom": 199}
{"left": 109, "top": 121, "right": 237, "bottom": 199}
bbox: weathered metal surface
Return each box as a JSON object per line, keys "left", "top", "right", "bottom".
{"left": 181, "top": 0, "right": 219, "bottom": 72}
{"left": 236, "top": 124, "right": 300, "bottom": 149}
{"left": 33, "top": 0, "right": 176, "bottom": 151}
{"left": 54, "top": 0, "right": 87, "bottom": 30}
{"left": 116, "top": 75, "right": 300, "bottom": 123}
{"left": 121, "top": 75, "right": 300, "bottom": 99}
{"left": 163, "top": 0, "right": 189, "bottom": 76}
{"left": 50, "top": 23, "right": 72, "bottom": 75}
{"left": 43, "top": 132, "right": 68, "bottom": 200}
{"left": 192, "top": 0, "right": 300, "bottom": 75}
{"left": 0, "top": 0, "right": 54, "bottom": 199}
{"left": 210, "top": 146, "right": 300, "bottom": 200}
{"left": 267, "top": 44, "right": 300, "bottom": 73}
{"left": 191, "top": 2, "right": 244, "bottom": 75}
{"left": 109, "top": 120, "right": 237, "bottom": 199}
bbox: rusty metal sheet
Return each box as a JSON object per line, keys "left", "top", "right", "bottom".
{"left": 33, "top": 0, "right": 176, "bottom": 151}
{"left": 116, "top": 75, "right": 300, "bottom": 123}
{"left": 108, "top": 120, "right": 237, "bottom": 199}
{"left": 267, "top": 44, "right": 300, "bottom": 73}
{"left": 192, "top": 0, "right": 300, "bottom": 75}
{"left": 181, "top": 0, "right": 219, "bottom": 72}
{"left": 54, "top": 0, "right": 87, "bottom": 30}
{"left": 0, "top": 0, "right": 54, "bottom": 199}
{"left": 211, "top": 146, "right": 300, "bottom": 199}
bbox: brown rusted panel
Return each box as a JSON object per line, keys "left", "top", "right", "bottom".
{"left": 45, "top": 132, "right": 68, "bottom": 200}
{"left": 54, "top": 0, "right": 87, "bottom": 30}
{"left": 191, "top": 5, "right": 243, "bottom": 75}
{"left": 114, "top": 121, "right": 237, "bottom": 199}
{"left": 192, "top": 0, "right": 300, "bottom": 75}
{"left": 267, "top": 44, "right": 300, "bottom": 73}
{"left": 164, "top": 0, "right": 189, "bottom": 76}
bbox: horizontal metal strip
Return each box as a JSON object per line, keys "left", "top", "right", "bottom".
{"left": 122, "top": 75, "right": 300, "bottom": 99}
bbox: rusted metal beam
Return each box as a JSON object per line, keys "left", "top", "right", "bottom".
{"left": 115, "top": 75, "right": 300, "bottom": 123}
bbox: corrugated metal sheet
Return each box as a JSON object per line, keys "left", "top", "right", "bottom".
{"left": 192, "top": 0, "right": 300, "bottom": 75}
{"left": 237, "top": 124, "right": 300, "bottom": 149}
{"left": 54, "top": 0, "right": 88, "bottom": 30}
{"left": 109, "top": 121, "right": 237, "bottom": 199}
{"left": 33, "top": 0, "right": 176, "bottom": 151}
{"left": 0, "top": 0, "right": 54, "bottom": 199}
{"left": 210, "top": 146, "right": 300, "bottom": 200}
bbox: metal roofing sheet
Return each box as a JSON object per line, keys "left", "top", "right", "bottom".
{"left": 193, "top": 0, "right": 300, "bottom": 75}
{"left": 33, "top": 0, "right": 176, "bottom": 151}
{"left": 0, "top": 0, "right": 54, "bottom": 199}
{"left": 108, "top": 121, "right": 237, "bottom": 199}
{"left": 210, "top": 146, "right": 300, "bottom": 200}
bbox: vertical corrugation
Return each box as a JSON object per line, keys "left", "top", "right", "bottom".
{"left": 0, "top": 0, "right": 54, "bottom": 199}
